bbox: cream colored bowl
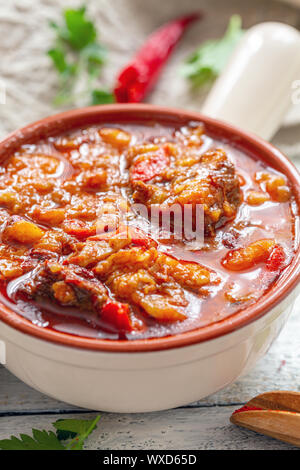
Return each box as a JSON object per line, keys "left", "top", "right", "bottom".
{"left": 0, "top": 104, "right": 299, "bottom": 412}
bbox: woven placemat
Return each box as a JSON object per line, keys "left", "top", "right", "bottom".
{"left": 0, "top": 0, "right": 300, "bottom": 166}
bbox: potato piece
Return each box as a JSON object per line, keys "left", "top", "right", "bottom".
{"left": 32, "top": 207, "right": 65, "bottom": 226}
{"left": 5, "top": 220, "right": 44, "bottom": 244}
{"left": 94, "top": 247, "right": 158, "bottom": 277}
{"left": 82, "top": 171, "right": 107, "bottom": 190}
{"left": 99, "top": 128, "right": 131, "bottom": 149}
{"left": 266, "top": 180, "right": 291, "bottom": 202}
{"left": 0, "top": 260, "right": 23, "bottom": 280}
{"left": 0, "top": 190, "right": 18, "bottom": 209}
{"left": 53, "top": 134, "right": 91, "bottom": 151}
{"left": 33, "top": 179, "right": 54, "bottom": 194}
{"left": 246, "top": 191, "right": 270, "bottom": 206}
{"left": 222, "top": 239, "right": 276, "bottom": 271}
{"left": 108, "top": 270, "right": 187, "bottom": 322}
{"left": 154, "top": 253, "right": 214, "bottom": 290}
{"left": 127, "top": 144, "right": 160, "bottom": 163}
{"left": 255, "top": 171, "right": 291, "bottom": 202}
{"left": 138, "top": 295, "right": 186, "bottom": 322}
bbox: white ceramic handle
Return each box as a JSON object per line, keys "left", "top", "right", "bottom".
{"left": 0, "top": 339, "right": 6, "bottom": 364}
{"left": 202, "top": 22, "right": 300, "bottom": 141}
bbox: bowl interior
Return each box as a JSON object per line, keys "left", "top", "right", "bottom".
{"left": 0, "top": 104, "right": 299, "bottom": 352}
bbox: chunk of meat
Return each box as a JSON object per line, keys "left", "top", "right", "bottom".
{"left": 0, "top": 243, "right": 34, "bottom": 280}
{"left": 31, "top": 230, "right": 77, "bottom": 258}
{"left": 107, "top": 269, "right": 187, "bottom": 322}
{"left": 65, "top": 235, "right": 131, "bottom": 268}
{"left": 65, "top": 225, "right": 157, "bottom": 268}
{"left": 52, "top": 280, "right": 77, "bottom": 305}
{"left": 222, "top": 239, "right": 277, "bottom": 271}
{"left": 95, "top": 247, "right": 215, "bottom": 290}
{"left": 17, "top": 261, "right": 108, "bottom": 314}
{"left": 132, "top": 149, "right": 241, "bottom": 236}
{"left": 132, "top": 180, "right": 168, "bottom": 205}
{"left": 94, "top": 247, "right": 158, "bottom": 278}
{"left": 16, "top": 260, "right": 139, "bottom": 333}
{"left": 94, "top": 246, "right": 216, "bottom": 322}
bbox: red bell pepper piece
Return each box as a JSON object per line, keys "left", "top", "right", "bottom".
{"left": 130, "top": 148, "right": 169, "bottom": 182}
{"left": 266, "top": 244, "right": 285, "bottom": 272}
{"left": 63, "top": 219, "right": 96, "bottom": 239}
{"left": 114, "top": 13, "right": 201, "bottom": 103}
{"left": 101, "top": 300, "right": 133, "bottom": 332}
{"left": 128, "top": 226, "right": 157, "bottom": 248}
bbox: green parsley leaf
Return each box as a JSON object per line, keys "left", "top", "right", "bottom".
{"left": 63, "top": 6, "right": 97, "bottom": 50}
{"left": 182, "top": 15, "right": 243, "bottom": 87}
{"left": 54, "top": 416, "right": 101, "bottom": 450}
{"left": 48, "top": 47, "right": 72, "bottom": 75}
{"left": 82, "top": 42, "right": 107, "bottom": 65}
{"left": 91, "top": 89, "right": 115, "bottom": 104}
{"left": 0, "top": 416, "right": 101, "bottom": 450}
{"left": 53, "top": 416, "right": 99, "bottom": 437}
{"left": 54, "top": 419, "right": 77, "bottom": 441}
{"left": 48, "top": 6, "right": 112, "bottom": 107}
{"left": 0, "top": 430, "right": 65, "bottom": 450}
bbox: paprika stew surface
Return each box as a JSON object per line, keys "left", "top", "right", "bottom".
{"left": 0, "top": 122, "right": 297, "bottom": 340}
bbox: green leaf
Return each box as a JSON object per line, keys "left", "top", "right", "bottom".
{"left": 91, "top": 89, "right": 115, "bottom": 104}
{"left": 182, "top": 15, "right": 243, "bottom": 87}
{"left": 56, "top": 416, "right": 101, "bottom": 450}
{"left": 63, "top": 6, "right": 97, "bottom": 50}
{"left": 54, "top": 419, "right": 77, "bottom": 441}
{"left": 83, "top": 43, "right": 107, "bottom": 66}
{"left": 0, "top": 416, "right": 101, "bottom": 450}
{"left": 53, "top": 416, "right": 100, "bottom": 436}
{"left": 0, "top": 430, "right": 65, "bottom": 450}
{"left": 48, "top": 6, "right": 110, "bottom": 107}
{"left": 48, "top": 47, "right": 70, "bottom": 75}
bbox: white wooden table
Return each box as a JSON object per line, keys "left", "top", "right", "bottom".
{"left": 0, "top": 0, "right": 300, "bottom": 450}
{"left": 1, "top": 303, "right": 300, "bottom": 449}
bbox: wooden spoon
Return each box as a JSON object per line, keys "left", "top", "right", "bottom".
{"left": 230, "top": 391, "right": 300, "bottom": 447}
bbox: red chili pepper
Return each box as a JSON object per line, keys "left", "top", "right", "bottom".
{"left": 101, "top": 300, "right": 133, "bottom": 332}
{"left": 232, "top": 405, "right": 263, "bottom": 415}
{"left": 266, "top": 244, "right": 285, "bottom": 272}
{"left": 130, "top": 148, "right": 170, "bottom": 182}
{"left": 114, "top": 13, "right": 201, "bottom": 103}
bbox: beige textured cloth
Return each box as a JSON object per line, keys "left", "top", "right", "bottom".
{"left": 0, "top": 0, "right": 300, "bottom": 169}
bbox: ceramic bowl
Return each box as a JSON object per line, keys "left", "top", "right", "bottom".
{"left": 0, "top": 104, "right": 299, "bottom": 412}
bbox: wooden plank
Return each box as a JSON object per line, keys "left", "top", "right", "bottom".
{"left": 1, "top": 303, "right": 299, "bottom": 414}
{"left": 0, "top": 407, "right": 297, "bottom": 450}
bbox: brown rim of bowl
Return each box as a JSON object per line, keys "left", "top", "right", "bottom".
{"left": 0, "top": 104, "right": 299, "bottom": 353}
